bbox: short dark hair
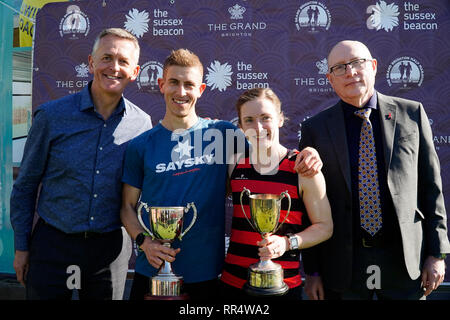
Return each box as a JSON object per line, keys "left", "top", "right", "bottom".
{"left": 163, "top": 49, "right": 203, "bottom": 77}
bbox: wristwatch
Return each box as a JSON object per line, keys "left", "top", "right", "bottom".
{"left": 286, "top": 233, "right": 299, "bottom": 250}
{"left": 135, "top": 232, "right": 147, "bottom": 248}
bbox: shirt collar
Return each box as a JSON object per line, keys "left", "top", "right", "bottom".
{"left": 365, "top": 91, "right": 378, "bottom": 110}
{"left": 79, "top": 81, "right": 126, "bottom": 114}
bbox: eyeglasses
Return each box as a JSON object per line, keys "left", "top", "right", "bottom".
{"left": 329, "top": 58, "right": 372, "bottom": 76}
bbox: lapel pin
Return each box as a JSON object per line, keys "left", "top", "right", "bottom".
{"left": 385, "top": 113, "right": 392, "bottom": 120}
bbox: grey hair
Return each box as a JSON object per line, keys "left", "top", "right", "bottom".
{"left": 91, "top": 28, "right": 140, "bottom": 63}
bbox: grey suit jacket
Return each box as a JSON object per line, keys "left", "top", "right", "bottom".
{"left": 299, "top": 92, "right": 450, "bottom": 291}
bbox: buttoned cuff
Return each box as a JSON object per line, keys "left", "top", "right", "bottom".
{"left": 14, "top": 233, "right": 30, "bottom": 252}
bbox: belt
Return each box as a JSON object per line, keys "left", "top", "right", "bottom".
{"left": 41, "top": 219, "right": 118, "bottom": 239}
{"left": 361, "top": 236, "right": 384, "bottom": 248}
{"left": 68, "top": 231, "right": 108, "bottom": 239}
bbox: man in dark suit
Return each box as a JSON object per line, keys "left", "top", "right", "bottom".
{"left": 298, "top": 40, "right": 450, "bottom": 300}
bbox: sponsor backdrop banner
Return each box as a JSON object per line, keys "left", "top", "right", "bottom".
{"left": 33, "top": 0, "right": 450, "bottom": 276}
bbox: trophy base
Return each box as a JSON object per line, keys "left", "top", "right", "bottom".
{"left": 244, "top": 260, "right": 288, "bottom": 296}
{"left": 151, "top": 273, "right": 184, "bottom": 297}
{"left": 144, "top": 293, "right": 189, "bottom": 300}
{"left": 243, "top": 282, "right": 289, "bottom": 297}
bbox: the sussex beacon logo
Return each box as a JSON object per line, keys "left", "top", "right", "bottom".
{"left": 59, "top": 5, "right": 90, "bottom": 39}
{"left": 366, "top": 1, "right": 400, "bottom": 32}
{"left": 367, "top": 1, "right": 438, "bottom": 32}
{"left": 124, "top": 8, "right": 150, "bottom": 38}
{"left": 206, "top": 61, "right": 233, "bottom": 92}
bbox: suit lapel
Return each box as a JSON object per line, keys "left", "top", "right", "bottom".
{"left": 377, "top": 92, "right": 397, "bottom": 174}
{"left": 325, "top": 103, "right": 351, "bottom": 192}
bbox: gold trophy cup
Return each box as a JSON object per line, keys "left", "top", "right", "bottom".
{"left": 137, "top": 202, "right": 197, "bottom": 299}
{"left": 240, "top": 187, "right": 291, "bottom": 296}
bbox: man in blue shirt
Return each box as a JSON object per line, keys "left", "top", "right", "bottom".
{"left": 10, "top": 28, "right": 152, "bottom": 300}
{"left": 120, "top": 49, "right": 322, "bottom": 300}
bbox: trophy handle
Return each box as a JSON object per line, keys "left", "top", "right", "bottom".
{"left": 274, "top": 190, "right": 291, "bottom": 234}
{"left": 137, "top": 202, "right": 154, "bottom": 238}
{"left": 240, "top": 187, "right": 256, "bottom": 230}
{"left": 179, "top": 202, "right": 197, "bottom": 240}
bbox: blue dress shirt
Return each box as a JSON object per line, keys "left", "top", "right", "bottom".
{"left": 10, "top": 82, "right": 152, "bottom": 251}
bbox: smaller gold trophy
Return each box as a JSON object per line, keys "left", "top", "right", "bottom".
{"left": 240, "top": 187, "right": 291, "bottom": 296}
{"left": 137, "top": 202, "right": 197, "bottom": 299}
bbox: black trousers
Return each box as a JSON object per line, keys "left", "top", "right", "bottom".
{"left": 26, "top": 218, "right": 123, "bottom": 300}
{"left": 129, "top": 271, "right": 220, "bottom": 301}
{"left": 324, "top": 242, "right": 424, "bottom": 300}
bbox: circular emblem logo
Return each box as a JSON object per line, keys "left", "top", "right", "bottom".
{"left": 137, "top": 61, "right": 164, "bottom": 92}
{"left": 59, "top": 5, "right": 90, "bottom": 39}
{"left": 386, "top": 56, "right": 424, "bottom": 88}
{"left": 295, "top": 1, "right": 331, "bottom": 32}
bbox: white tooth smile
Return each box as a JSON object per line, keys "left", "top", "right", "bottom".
{"left": 255, "top": 134, "right": 268, "bottom": 139}
{"left": 174, "top": 98, "right": 189, "bottom": 104}
{"left": 106, "top": 75, "right": 120, "bottom": 80}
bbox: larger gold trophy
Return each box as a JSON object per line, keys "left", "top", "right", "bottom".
{"left": 137, "top": 202, "right": 197, "bottom": 299}
{"left": 240, "top": 187, "right": 291, "bottom": 296}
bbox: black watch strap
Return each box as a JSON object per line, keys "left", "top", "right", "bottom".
{"left": 135, "top": 232, "right": 147, "bottom": 247}
{"left": 433, "top": 253, "right": 447, "bottom": 260}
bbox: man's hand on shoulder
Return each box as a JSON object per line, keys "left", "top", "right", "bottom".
{"left": 294, "top": 147, "right": 323, "bottom": 178}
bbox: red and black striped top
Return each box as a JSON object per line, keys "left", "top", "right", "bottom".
{"left": 221, "top": 150, "right": 306, "bottom": 289}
